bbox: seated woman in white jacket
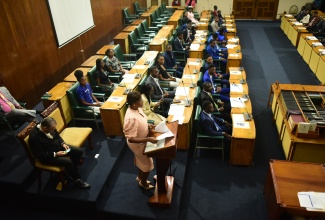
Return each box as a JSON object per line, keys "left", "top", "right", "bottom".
{"left": 140, "top": 83, "right": 166, "bottom": 125}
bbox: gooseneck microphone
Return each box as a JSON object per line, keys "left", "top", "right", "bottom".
{"left": 239, "top": 67, "right": 246, "bottom": 84}
{"left": 181, "top": 80, "right": 191, "bottom": 107}
{"left": 232, "top": 82, "right": 249, "bottom": 99}
{"left": 123, "top": 82, "right": 131, "bottom": 95}
{"left": 187, "top": 65, "right": 196, "bottom": 88}
{"left": 239, "top": 98, "right": 252, "bottom": 121}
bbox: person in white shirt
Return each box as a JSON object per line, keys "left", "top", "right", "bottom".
{"left": 300, "top": 10, "right": 310, "bottom": 24}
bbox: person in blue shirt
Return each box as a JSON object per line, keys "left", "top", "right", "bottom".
{"left": 206, "top": 39, "right": 227, "bottom": 72}
{"left": 203, "top": 54, "right": 230, "bottom": 86}
{"left": 200, "top": 100, "right": 232, "bottom": 139}
{"left": 74, "top": 70, "right": 102, "bottom": 113}
{"left": 203, "top": 64, "right": 230, "bottom": 102}
{"left": 163, "top": 44, "right": 184, "bottom": 78}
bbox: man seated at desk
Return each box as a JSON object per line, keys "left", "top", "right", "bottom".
{"left": 200, "top": 100, "right": 232, "bottom": 140}
{"left": 146, "top": 66, "right": 175, "bottom": 114}
{"left": 173, "top": 32, "right": 189, "bottom": 58}
{"left": 0, "top": 74, "right": 42, "bottom": 125}
{"left": 29, "top": 117, "right": 90, "bottom": 189}
{"left": 203, "top": 64, "right": 230, "bottom": 102}
{"left": 182, "top": 20, "right": 195, "bottom": 44}
{"left": 74, "top": 70, "right": 102, "bottom": 113}
{"left": 163, "top": 44, "right": 184, "bottom": 78}
{"left": 201, "top": 82, "right": 231, "bottom": 122}
{"left": 203, "top": 54, "right": 230, "bottom": 83}
{"left": 206, "top": 39, "right": 227, "bottom": 72}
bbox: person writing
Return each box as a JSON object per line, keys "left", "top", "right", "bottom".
{"left": 29, "top": 117, "right": 90, "bottom": 189}
{"left": 123, "top": 91, "right": 158, "bottom": 190}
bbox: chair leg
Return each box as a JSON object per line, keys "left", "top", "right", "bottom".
{"left": 36, "top": 170, "right": 42, "bottom": 191}
{"left": 194, "top": 137, "right": 199, "bottom": 159}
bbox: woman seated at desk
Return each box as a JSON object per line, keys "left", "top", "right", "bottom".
{"left": 140, "top": 83, "right": 166, "bottom": 124}
{"left": 156, "top": 54, "right": 181, "bottom": 88}
{"left": 185, "top": 7, "right": 199, "bottom": 25}
{"left": 94, "top": 59, "right": 115, "bottom": 95}
{"left": 105, "top": 49, "right": 128, "bottom": 75}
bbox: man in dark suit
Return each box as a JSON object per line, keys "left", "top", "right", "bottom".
{"left": 173, "top": 32, "right": 189, "bottom": 53}
{"left": 201, "top": 82, "right": 231, "bottom": 121}
{"left": 200, "top": 100, "right": 232, "bottom": 139}
{"left": 29, "top": 117, "right": 90, "bottom": 189}
{"left": 146, "top": 66, "right": 175, "bottom": 111}
{"left": 182, "top": 20, "right": 195, "bottom": 44}
{"left": 163, "top": 43, "right": 184, "bottom": 78}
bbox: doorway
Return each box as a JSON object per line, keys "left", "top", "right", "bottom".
{"left": 233, "top": 0, "right": 279, "bottom": 20}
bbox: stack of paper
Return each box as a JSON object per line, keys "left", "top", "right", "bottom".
{"left": 190, "top": 44, "right": 200, "bottom": 50}
{"left": 232, "top": 114, "right": 250, "bottom": 129}
{"left": 175, "top": 87, "right": 190, "bottom": 96}
{"left": 230, "top": 70, "right": 242, "bottom": 75}
{"left": 298, "top": 192, "right": 325, "bottom": 211}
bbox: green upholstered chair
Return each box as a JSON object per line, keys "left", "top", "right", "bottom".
{"left": 193, "top": 105, "right": 224, "bottom": 159}
{"left": 66, "top": 82, "right": 103, "bottom": 132}
{"left": 87, "top": 66, "right": 117, "bottom": 96}
{"left": 150, "top": 12, "right": 167, "bottom": 28}
{"left": 134, "top": 1, "right": 147, "bottom": 15}
{"left": 142, "top": 20, "right": 159, "bottom": 33}
{"left": 134, "top": 27, "right": 152, "bottom": 43}
{"left": 112, "top": 44, "right": 137, "bottom": 70}
{"left": 128, "top": 31, "right": 149, "bottom": 58}
{"left": 138, "top": 23, "right": 156, "bottom": 38}
{"left": 122, "top": 8, "right": 138, "bottom": 27}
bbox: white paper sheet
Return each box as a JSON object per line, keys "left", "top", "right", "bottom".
{"left": 107, "top": 96, "right": 123, "bottom": 103}
{"left": 230, "top": 70, "right": 241, "bottom": 75}
{"left": 156, "top": 130, "right": 174, "bottom": 140}
{"left": 230, "top": 97, "right": 245, "bottom": 108}
{"left": 155, "top": 120, "right": 169, "bottom": 133}
{"left": 188, "top": 61, "right": 200, "bottom": 66}
{"left": 190, "top": 44, "right": 200, "bottom": 50}
{"left": 232, "top": 114, "right": 250, "bottom": 129}
{"left": 132, "top": 65, "right": 146, "bottom": 69}
{"left": 122, "top": 73, "right": 136, "bottom": 79}
{"left": 182, "top": 75, "right": 196, "bottom": 79}
{"left": 298, "top": 192, "right": 325, "bottom": 210}
{"left": 121, "top": 78, "right": 134, "bottom": 83}
{"left": 230, "top": 83, "right": 243, "bottom": 93}
{"left": 226, "top": 44, "right": 237, "bottom": 49}
{"left": 171, "top": 115, "right": 185, "bottom": 124}
{"left": 168, "top": 104, "right": 185, "bottom": 116}
{"left": 144, "top": 139, "right": 165, "bottom": 153}
{"left": 175, "top": 87, "right": 190, "bottom": 96}
{"left": 229, "top": 53, "right": 240, "bottom": 57}
{"left": 228, "top": 38, "right": 239, "bottom": 42}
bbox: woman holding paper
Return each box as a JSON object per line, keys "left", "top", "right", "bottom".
{"left": 140, "top": 83, "right": 166, "bottom": 124}
{"left": 123, "top": 91, "right": 158, "bottom": 190}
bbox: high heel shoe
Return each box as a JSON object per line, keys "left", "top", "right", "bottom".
{"left": 138, "top": 181, "right": 154, "bottom": 190}
{"left": 136, "top": 177, "right": 151, "bottom": 184}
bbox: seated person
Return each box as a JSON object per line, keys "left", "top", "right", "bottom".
{"left": 140, "top": 83, "right": 166, "bottom": 123}
{"left": 146, "top": 66, "right": 175, "bottom": 112}
{"left": 203, "top": 64, "right": 230, "bottom": 102}
{"left": 313, "top": 19, "right": 325, "bottom": 37}
{"left": 29, "top": 117, "right": 90, "bottom": 189}
{"left": 201, "top": 82, "right": 231, "bottom": 121}
{"left": 206, "top": 39, "right": 227, "bottom": 72}
{"left": 204, "top": 54, "right": 230, "bottom": 83}
{"left": 105, "top": 49, "right": 128, "bottom": 75}
{"left": 211, "top": 16, "right": 220, "bottom": 33}
{"left": 173, "top": 32, "right": 189, "bottom": 56}
{"left": 156, "top": 54, "right": 181, "bottom": 88}
{"left": 186, "top": 7, "right": 199, "bottom": 25}
{"left": 200, "top": 100, "right": 232, "bottom": 140}
{"left": 216, "top": 28, "right": 228, "bottom": 46}
{"left": 295, "top": 6, "right": 306, "bottom": 20}
{"left": 306, "top": 11, "right": 321, "bottom": 32}
{"left": 180, "top": 18, "right": 190, "bottom": 31}
{"left": 94, "top": 58, "right": 115, "bottom": 95}
{"left": 0, "top": 74, "right": 41, "bottom": 125}
{"left": 74, "top": 70, "right": 102, "bottom": 113}
{"left": 299, "top": 9, "right": 310, "bottom": 25}
{"left": 163, "top": 44, "right": 184, "bottom": 78}
{"left": 182, "top": 20, "right": 195, "bottom": 44}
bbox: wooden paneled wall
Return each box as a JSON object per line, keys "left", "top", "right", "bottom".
{"left": 0, "top": 0, "right": 147, "bottom": 108}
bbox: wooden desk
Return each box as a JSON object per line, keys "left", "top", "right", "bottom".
{"left": 264, "top": 160, "right": 325, "bottom": 220}
{"left": 269, "top": 83, "right": 325, "bottom": 163}
{"left": 303, "top": 39, "right": 321, "bottom": 64}
{"left": 291, "top": 25, "right": 309, "bottom": 47}
{"left": 42, "top": 82, "right": 74, "bottom": 124}
{"left": 122, "top": 25, "right": 138, "bottom": 33}
{"left": 140, "top": 13, "right": 152, "bottom": 26}
{"left": 227, "top": 48, "right": 242, "bottom": 72}
{"left": 100, "top": 51, "right": 159, "bottom": 137}
{"left": 168, "top": 10, "right": 184, "bottom": 28}
{"left": 64, "top": 67, "right": 90, "bottom": 82}
{"left": 316, "top": 55, "right": 325, "bottom": 84}
{"left": 81, "top": 55, "right": 105, "bottom": 68}
{"left": 96, "top": 45, "right": 116, "bottom": 55}
{"left": 130, "top": 19, "right": 145, "bottom": 26}
{"left": 297, "top": 33, "right": 313, "bottom": 56}
{"left": 114, "top": 32, "right": 129, "bottom": 54}
{"left": 196, "top": 23, "right": 208, "bottom": 30}
{"left": 229, "top": 67, "right": 247, "bottom": 81}
{"left": 144, "top": 121, "right": 178, "bottom": 208}
{"left": 230, "top": 80, "right": 249, "bottom": 96}
{"left": 149, "top": 25, "right": 174, "bottom": 52}
{"left": 309, "top": 46, "right": 325, "bottom": 74}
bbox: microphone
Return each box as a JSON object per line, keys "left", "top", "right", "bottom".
{"left": 187, "top": 65, "right": 196, "bottom": 88}
{"left": 135, "top": 68, "right": 141, "bottom": 79}
{"left": 144, "top": 55, "right": 150, "bottom": 65}
{"left": 239, "top": 98, "right": 252, "bottom": 121}
{"left": 181, "top": 80, "right": 191, "bottom": 107}
{"left": 232, "top": 82, "right": 249, "bottom": 99}
{"left": 123, "top": 82, "right": 131, "bottom": 95}
{"left": 239, "top": 67, "right": 246, "bottom": 84}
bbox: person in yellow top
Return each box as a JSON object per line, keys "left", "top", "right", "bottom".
{"left": 140, "top": 83, "right": 166, "bottom": 125}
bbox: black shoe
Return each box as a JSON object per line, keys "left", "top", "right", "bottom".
{"left": 74, "top": 179, "right": 91, "bottom": 189}
{"left": 36, "top": 109, "right": 44, "bottom": 114}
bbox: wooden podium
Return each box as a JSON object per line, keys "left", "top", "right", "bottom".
{"left": 144, "top": 121, "right": 178, "bottom": 208}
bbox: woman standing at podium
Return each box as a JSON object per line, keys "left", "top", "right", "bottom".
{"left": 123, "top": 91, "right": 158, "bottom": 190}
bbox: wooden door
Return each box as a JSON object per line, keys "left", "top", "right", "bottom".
{"left": 151, "top": 0, "right": 158, "bottom": 6}
{"left": 161, "top": 0, "right": 169, "bottom": 5}
{"left": 233, "top": 0, "right": 279, "bottom": 20}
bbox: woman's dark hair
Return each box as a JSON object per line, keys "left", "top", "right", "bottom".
{"left": 96, "top": 58, "right": 102, "bottom": 71}
{"left": 140, "top": 83, "right": 153, "bottom": 104}
{"left": 105, "top": 49, "right": 114, "bottom": 56}
{"left": 127, "top": 91, "right": 142, "bottom": 106}
{"left": 74, "top": 70, "right": 84, "bottom": 81}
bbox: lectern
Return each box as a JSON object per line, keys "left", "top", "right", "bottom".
{"left": 144, "top": 121, "right": 178, "bottom": 208}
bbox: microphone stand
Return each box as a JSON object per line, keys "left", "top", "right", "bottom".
{"left": 232, "top": 82, "right": 249, "bottom": 99}
{"left": 181, "top": 80, "right": 191, "bottom": 107}
{"left": 187, "top": 65, "right": 196, "bottom": 88}
{"left": 239, "top": 97, "right": 252, "bottom": 121}
{"left": 239, "top": 67, "right": 246, "bottom": 84}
